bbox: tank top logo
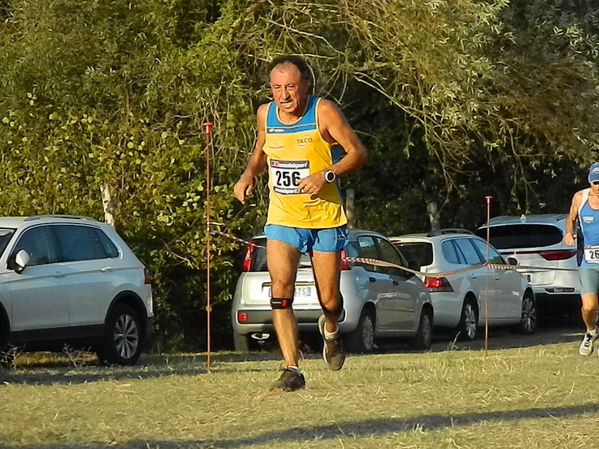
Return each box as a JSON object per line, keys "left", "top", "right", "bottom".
{"left": 296, "top": 136, "right": 313, "bottom": 146}
{"left": 583, "top": 215, "right": 595, "bottom": 224}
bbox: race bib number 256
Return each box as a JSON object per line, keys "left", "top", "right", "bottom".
{"left": 270, "top": 159, "right": 310, "bottom": 195}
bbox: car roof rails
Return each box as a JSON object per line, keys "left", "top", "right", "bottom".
{"left": 24, "top": 214, "right": 98, "bottom": 222}
{"left": 426, "top": 228, "right": 473, "bottom": 237}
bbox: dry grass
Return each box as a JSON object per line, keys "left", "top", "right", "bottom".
{"left": 2, "top": 340, "right": 599, "bottom": 448}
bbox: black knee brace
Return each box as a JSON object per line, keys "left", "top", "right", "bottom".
{"left": 271, "top": 297, "right": 294, "bottom": 310}
{"left": 321, "top": 294, "right": 344, "bottom": 317}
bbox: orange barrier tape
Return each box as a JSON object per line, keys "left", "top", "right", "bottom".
{"left": 209, "top": 228, "right": 578, "bottom": 276}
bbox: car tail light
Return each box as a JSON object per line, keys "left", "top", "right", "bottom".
{"left": 242, "top": 242, "right": 256, "bottom": 272}
{"left": 538, "top": 250, "right": 576, "bottom": 261}
{"left": 144, "top": 268, "right": 152, "bottom": 285}
{"left": 340, "top": 248, "right": 351, "bottom": 270}
{"left": 237, "top": 312, "right": 248, "bottom": 323}
{"left": 424, "top": 276, "right": 454, "bottom": 292}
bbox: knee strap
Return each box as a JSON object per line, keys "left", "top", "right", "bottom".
{"left": 271, "top": 297, "right": 294, "bottom": 310}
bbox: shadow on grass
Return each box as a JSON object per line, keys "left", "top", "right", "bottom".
{"left": 12, "top": 402, "right": 599, "bottom": 449}
{"left": 0, "top": 351, "right": 324, "bottom": 386}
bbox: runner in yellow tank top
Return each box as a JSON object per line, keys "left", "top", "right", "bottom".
{"left": 264, "top": 95, "right": 346, "bottom": 228}
{"left": 234, "top": 55, "right": 367, "bottom": 392}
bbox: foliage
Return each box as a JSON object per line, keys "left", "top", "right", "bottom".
{"left": 0, "top": 0, "right": 598, "bottom": 347}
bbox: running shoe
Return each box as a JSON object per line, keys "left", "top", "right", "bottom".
{"left": 318, "top": 314, "right": 345, "bottom": 371}
{"left": 270, "top": 368, "right": 306, "bottom": 392}
{"left": 579, "top": 328, "right": 598, "bottom": 356}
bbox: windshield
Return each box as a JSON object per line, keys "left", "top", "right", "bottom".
{"left": 0, "top": 228, "right": 15, "bottom": 257}
{"left": 393, "top": 242, "right": 433, "bottom": 267}
{"left": 475, "top": 224, "right": 563, "bottom": 249}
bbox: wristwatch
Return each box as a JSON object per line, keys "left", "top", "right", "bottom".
{"left": 324, "top": 169, "right": 337, "bottom": 183}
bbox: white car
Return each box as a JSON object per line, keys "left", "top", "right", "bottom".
{"left": 390, "top": 229, "right": 536, "bottom": 340}
{"left": 0, "top": 215, "right": 153, "bottom": 365}
{"left": 475, "top": 214, "right": 581, "bottom": 316}
{"left": 231, "top": 229, "right": 433, "bottom": 353}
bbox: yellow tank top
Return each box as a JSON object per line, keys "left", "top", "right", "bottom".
{"left": 263, "top": 96, "right": 347, "bottom": 228}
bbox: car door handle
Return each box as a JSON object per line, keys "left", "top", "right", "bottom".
{"left": 101, "top": 267, "right": 113, "bottom": 273}
{"left": 369, "top": 277, "right": 376, "bottom": 283}
{"left": 392, "top": 280, "right": 399, "bottom": 285}
{"left": 53, "top": 272, "right": 66, "bottom": 278}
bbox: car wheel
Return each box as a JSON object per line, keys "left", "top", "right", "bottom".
{"left": 410, "top": 307, "right": 433, "bottom": 350}
{"left": 457, "top": 298, "right": 478, "bottom": 341}
{"left": 0, "top": 328, "right": 14, "bottom": 368}
{"left": 518, "top": 292, "right": 537, "bottom": 335}
{"left": 97, "top": 304, "right": 143, "bottom": 366}
{"left": 345, "top": 309, "right": 375, "bottom": 354}
{"left": 233, "top": 333, "right": 250, "bottom": 352}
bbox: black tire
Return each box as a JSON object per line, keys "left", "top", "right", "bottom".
{"left": 345, "top": 309, "right": 375, "bottom": 354}
{"left": 97, "top": 304, "right": 143, "bottom": 366}
{"left": 0, "top": 336, "right": 15, "bottom": 369}
{"left": 518, "top": 292, "right": 537, "bottom": 335}
{"left": 233, "top": 333, "right": 250, "bottom": 352}
{"left": 457, "top": 298, "right": 478, "bottom": 341}
{"left": 411, "top": 307, "right": 433, "bottom": 350}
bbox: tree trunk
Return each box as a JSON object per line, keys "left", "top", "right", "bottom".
{"left": 100, "top": 185, "right": 116, "bottom": 227}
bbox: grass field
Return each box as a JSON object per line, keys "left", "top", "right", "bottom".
{"left": 2, "top": 334, "right": 599, "bottom": 448}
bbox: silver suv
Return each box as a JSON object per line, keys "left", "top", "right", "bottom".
{"left": 391, "top": 230, "right": 536, "bottom": 341}
{"left": 475, "top": 214, "right": 581, "bottom": 315}
{"left": 0, "top": 215, "right": 153, "bottom": 366}
{"left": 231, "top": 229, "right": 433, "bottom": 353}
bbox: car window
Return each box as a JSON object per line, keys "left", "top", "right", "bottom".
{"left": 475, "top": 224, "right": 563, "bottom": 249}
{"left": 453, "top": 238, "right": 483, "bottom": 265}
{"left": 376, "top": 237, "right": 407, "bottom": 276}
{"left": 356, "top": 235, "right": 379, "bottom": 272}
{"left": 13, "top": 226, "right": 59, "bottom": 266}
{"left": 393, "top": 242, "right": 433, "bottom": 267}
{"left": 0, "top": 228, "right": 15, "bottom": 257}
{"left": 94, "top": 228, "right": 120, "bottom": 258}
{"left": 441, "top": 240, "right": 462, "bottom": 264}
{"left": 54, "top": 225, "right": 117, "bottom": 261}
{"left": 470, "top": 238, "right": 504, "bottom": 264}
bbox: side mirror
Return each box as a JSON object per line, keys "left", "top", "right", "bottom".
{"left": 14, "top": 249, "right": 31, "bottom": 274}
{"left": 507, "top": 257, "right": 519, "bottom": 266}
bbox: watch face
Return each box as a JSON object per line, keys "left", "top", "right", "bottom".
{"left": 325, "top": 170, "right": 336, "bottom": 182}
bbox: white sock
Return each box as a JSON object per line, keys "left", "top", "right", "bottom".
{"left": 324, "top": 325, "right": 338, "bottom": 340}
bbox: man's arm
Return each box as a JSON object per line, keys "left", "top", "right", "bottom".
{"left": 234, "top": 104, "right": 268, "bottom": 204}
{"left": 564, "top": 190, "right": 581, "bottom": 246}
{"left": 296, "top": 99, "right": 367, "bottom": 195}
{"left": 318, "top": 99, "right": 367, "bottom": 177}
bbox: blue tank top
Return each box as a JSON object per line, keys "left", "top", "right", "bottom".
{"left": 579, "top": 197, "right": 599, "bottom": 266}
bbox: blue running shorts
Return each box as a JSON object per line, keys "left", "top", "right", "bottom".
{"left": 264, "top": 224, "right": 349, "bottom": 254}
{"left": 579, "top": 267, "right": 599, "bottom": 295}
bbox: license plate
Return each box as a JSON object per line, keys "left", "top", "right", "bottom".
{"left": 266, "top": 286, "right": 312, "bottom": 297}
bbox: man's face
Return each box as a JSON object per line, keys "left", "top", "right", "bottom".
{"left": 269, "top": 63, "right": 310, "bottom": 116}
{"left": 591, "top": 180, "right": 599, "bottom": 194}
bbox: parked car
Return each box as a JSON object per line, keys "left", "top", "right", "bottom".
{"left": 0, "top": 215, "right": 153, "bottom": 366}
{"left": 390, "top": 229, "right": 536, "bottom": 341}
{"left": 475, "top": 214, "right": 581, "bottom": 315}
{"left": 231, "top": 229, "right": 434, "bottom": 353}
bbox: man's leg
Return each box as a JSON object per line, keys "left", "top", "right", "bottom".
{"left": 311, "top": 250, "right": 343, "bottom": 330}
{"left": 581, "top": 292, "right": 599, "bottom": 332}
{"left": 578, "top": 267, "right": 599, "bottom": 356}
{"left": 267, "top": 238, "right": 301, "bottom": 368}
{"left": 311, "top": 249, "right": 345, "bottom": 370}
